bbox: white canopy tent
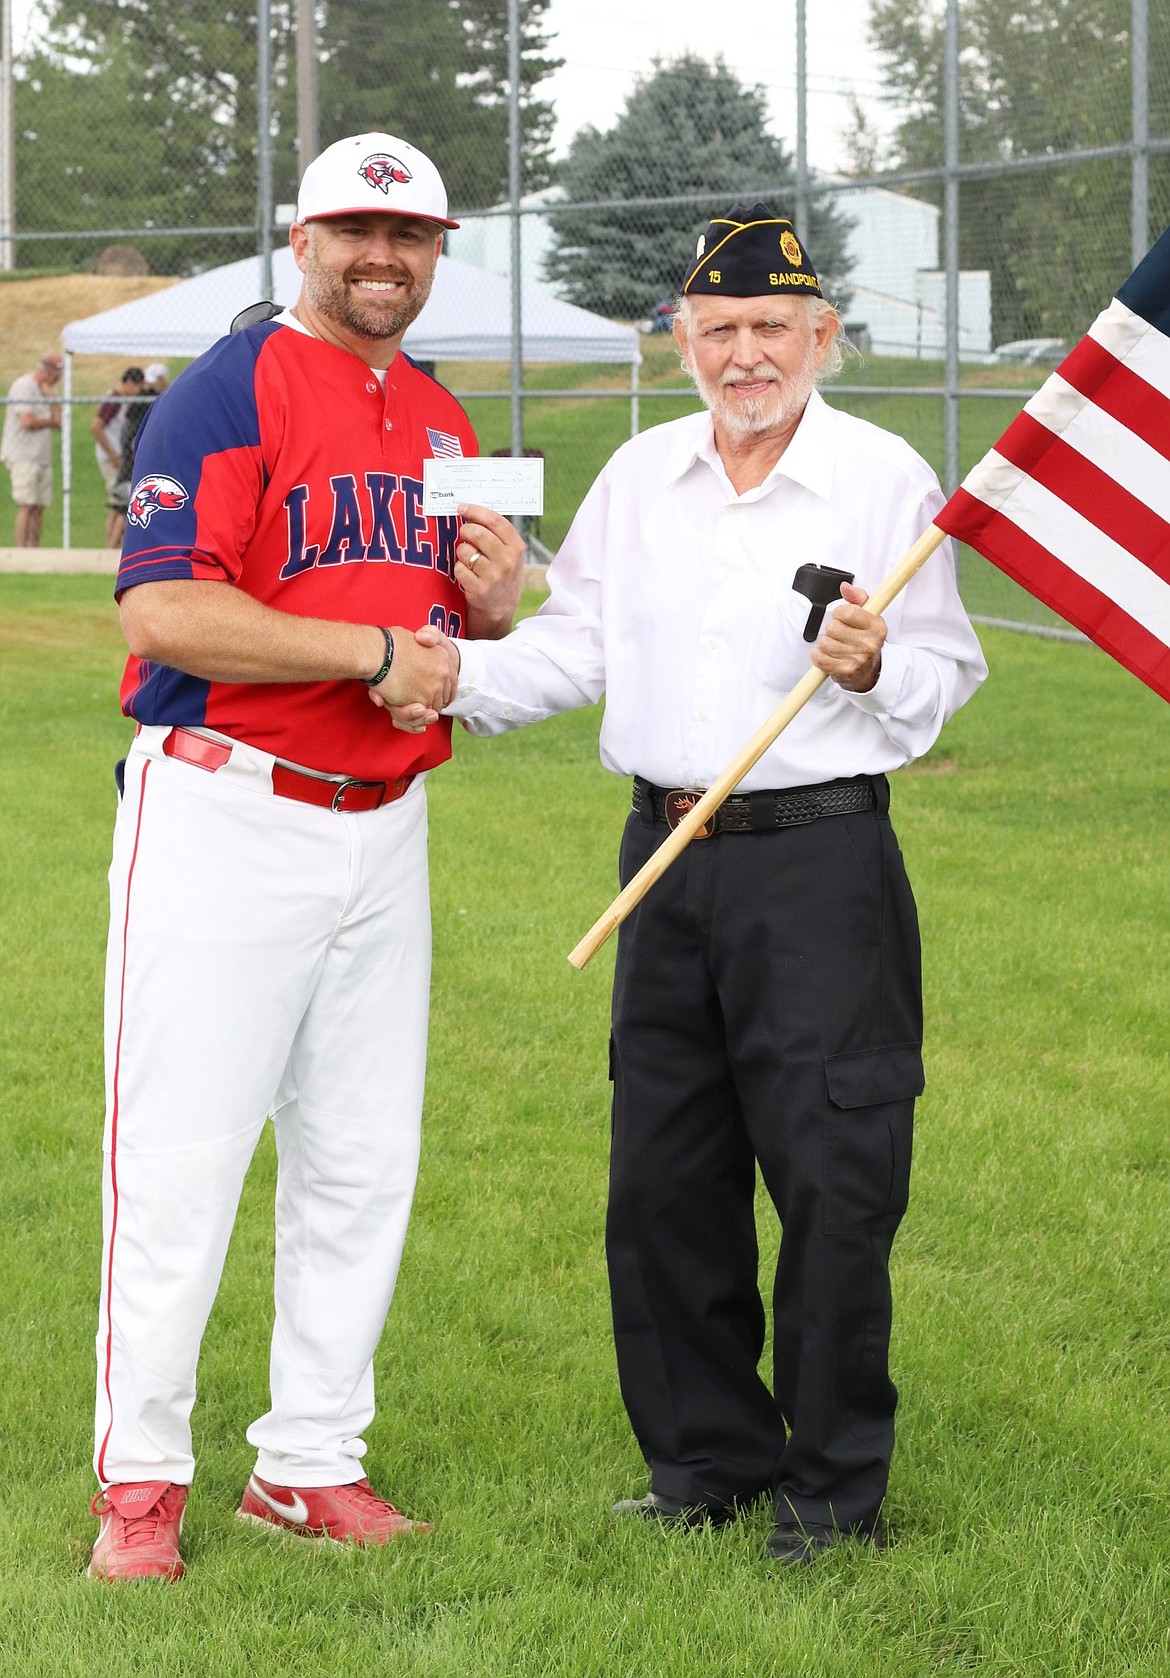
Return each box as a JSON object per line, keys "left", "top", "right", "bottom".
{"left": 59, "top": 248, "right": 642, "bottom": 544}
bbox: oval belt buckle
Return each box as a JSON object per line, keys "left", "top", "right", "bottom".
{"left": 664, "top": 790, "right": 714, "bottom": 838}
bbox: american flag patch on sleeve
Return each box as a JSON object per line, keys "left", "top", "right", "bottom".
{"left": 426, "top": 427, "right": 464, "bottom": 459}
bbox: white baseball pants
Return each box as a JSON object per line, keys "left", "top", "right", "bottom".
{"left": 95, "top": 726, "right": 432, "bottom": 1489}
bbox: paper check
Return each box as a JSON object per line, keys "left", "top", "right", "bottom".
{"left": 422, "top": 455, "right": 545, "bottom": 516}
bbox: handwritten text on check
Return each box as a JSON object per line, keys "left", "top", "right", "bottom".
{"left": 422, "top": 456, "right": 545, "bottom": 517}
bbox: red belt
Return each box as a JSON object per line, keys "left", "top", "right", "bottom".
{"left": 160, "top": 726, "right": 413, "bottom": 814}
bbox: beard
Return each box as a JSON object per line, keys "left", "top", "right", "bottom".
{"left": 303, "top": 251, "right": 434, "bottom": 342}
{"left": 689, "top": 339, "right": 819, "bottom": 439}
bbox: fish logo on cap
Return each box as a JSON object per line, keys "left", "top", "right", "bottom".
{"left": 358, "top": 153, "right": 413, "bottom": 193}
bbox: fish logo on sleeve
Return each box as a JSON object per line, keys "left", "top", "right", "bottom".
{"left": 126, "top": 474, "right": 190, "bottom": 529}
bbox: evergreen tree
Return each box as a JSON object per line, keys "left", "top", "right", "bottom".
{"left": 545, "top": 55, "right": 853, "bottom": 319}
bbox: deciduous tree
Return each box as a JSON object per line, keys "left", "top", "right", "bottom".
{"left": 14, "top": 0, "right": 559, "bottom": 272}
{"left": 856, "top": 0, "right": 1170, "bottom": 341}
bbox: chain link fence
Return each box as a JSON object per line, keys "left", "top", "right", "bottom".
{"left": 1, "top": 0, "right": 1167, "bottom": 639}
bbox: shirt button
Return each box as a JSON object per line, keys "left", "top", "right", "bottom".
{"left": 365, "top": 381, "right": 377, "bottom": 393}
{"left": 385, "top": 419, "right": 393, "bottom": 431}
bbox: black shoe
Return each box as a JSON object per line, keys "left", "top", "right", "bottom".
{"left": 764, "top": 1519, "right": 887, "bottom": 1566}
{"left": 611, "top": 1491, "right": 735, "bottom": 1529}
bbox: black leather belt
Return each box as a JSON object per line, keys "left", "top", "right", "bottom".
{"left": 632, "top": 774, "right": 877, "bottom": 837}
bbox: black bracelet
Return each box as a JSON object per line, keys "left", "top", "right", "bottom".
{"left": 363, "top": 626, "right": 395, "bottom": 686}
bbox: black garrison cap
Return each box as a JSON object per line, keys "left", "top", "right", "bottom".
{"left": 681, "top": 202, "right": 823, "bottom": 299}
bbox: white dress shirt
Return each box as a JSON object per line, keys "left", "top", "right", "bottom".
{"left": 449, "top": 390, "right": 988, "bottom": 790}
{"left": 1, "top": 372, "right": 56, "bottom": 466}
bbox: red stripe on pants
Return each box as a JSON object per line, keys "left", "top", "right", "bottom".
{"left": 96, "top": 757, "right": 151, "bottom": 1486}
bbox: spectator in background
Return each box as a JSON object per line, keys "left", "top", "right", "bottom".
{"left": 1, "top": 352, "right": 63, "bottom": 547}
{"left": 109, "top": 363, "right": 170, "bottom": 529}
{"left": 92, "top": 367, "right": 147, "bottom": 547}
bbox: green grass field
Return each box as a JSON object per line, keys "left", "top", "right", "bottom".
{"left": 2, "top": 578, "right": 1168, "bottom": 1675}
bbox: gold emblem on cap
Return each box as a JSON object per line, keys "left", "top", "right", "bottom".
{"left": 780, "top": 229, "right": 803, "bottom": 266}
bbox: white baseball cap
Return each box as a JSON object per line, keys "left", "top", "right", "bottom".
{"left": 144, "top": 363, "right": 168, "bottom": 382}
{"left": 296, "top": 133, "right": 459, "bottom": 230}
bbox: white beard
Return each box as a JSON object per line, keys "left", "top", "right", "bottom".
{"left": 688, "top": 339, "right": 819, "bottom": 438}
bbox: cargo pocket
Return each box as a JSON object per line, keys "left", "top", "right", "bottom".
{"left": 823, "top": 1043, "right": 923, "bottom": 1234}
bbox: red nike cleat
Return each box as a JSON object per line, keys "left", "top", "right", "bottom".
{"left": 237, "top": 1474, "right": 432, "bottom": 1545}
{"left": 89, "top": 1480, "right": 188, "bottom": 1581}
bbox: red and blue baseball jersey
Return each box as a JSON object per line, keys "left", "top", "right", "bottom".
{"left": 116, "top": 318, "right": 475, "bottom": 781}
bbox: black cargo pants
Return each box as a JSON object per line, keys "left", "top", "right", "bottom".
{"left": 607, "top": 774, "right": 923, "bottom": 1532}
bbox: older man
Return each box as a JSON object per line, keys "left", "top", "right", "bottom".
{"left": 88, "top": 131, "right": 523, "bottom": 1583}
{"left": 1, "top": 352, "right": 63, "bottom": 546}
{"left": 426, "top": 203, "right": 987, "bottom": 1563}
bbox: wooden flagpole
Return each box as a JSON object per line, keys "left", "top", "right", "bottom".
{"left": 567, "top": 523, "right": 949, "bottom": 970}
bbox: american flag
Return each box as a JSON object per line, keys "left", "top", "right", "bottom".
{"left": 426, "top": 426, "right": 464, "bottom": 459}
{"left": 937, "top": 224, "right": 1170, "bottom": 703}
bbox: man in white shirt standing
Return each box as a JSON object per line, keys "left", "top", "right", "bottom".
{"left": 1, "top": 352, "right": 63, "bottom": 546}
{"left": 421, "top": 204, "right": 987, "bottom": 1563}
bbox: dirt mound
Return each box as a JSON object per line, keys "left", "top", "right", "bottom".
{"left": 0, "top": 274, "right": 179, "bottom": 393}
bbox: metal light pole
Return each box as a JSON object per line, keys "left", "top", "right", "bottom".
{"left": 943, "top": 0, "right": 960, "bottom": 494}
{"left": 1132, "top": 0, "right": 1149, "bottom": 266}
{"left": 507, "top": 0, "right": 524, "bottom": 459}
{"left": 257, "top": 0, "right": 274, "bottom": 299}
{"left": 794, "top": 0, "right": 809, "bottom": 243}
{"left": 296, "top": 0, "right": 319, "bottom": 173}
{"left": 0, "top": 0, "right": 14, "bottom": 271}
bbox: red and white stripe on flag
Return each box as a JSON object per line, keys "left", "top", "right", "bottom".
{"left": 936, "top": 223, "right": 1170, "bottom": 702}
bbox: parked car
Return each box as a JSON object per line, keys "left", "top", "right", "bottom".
{"left": 992, "top": 337, "right": 1066, "bottom": 365}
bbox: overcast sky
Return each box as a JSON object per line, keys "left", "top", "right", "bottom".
{"left": 540, "top": 0, "right": 891, "bottom": 170}
{"left": 9, "top": 0, "right": 890, "bottom": 175}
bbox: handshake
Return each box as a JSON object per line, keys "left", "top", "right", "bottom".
{"left": 366, "top": 500, "right": 525, "bottom": 732}
{"left": 367, "top": 624, "right": 461, "bottom": 734}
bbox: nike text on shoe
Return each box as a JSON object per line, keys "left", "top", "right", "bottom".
{"left": 89, "top": 1481, "right": 188, "bottom": 1582}
{"left": 237, "top": 1474, "right": 432, "bottom": 1545}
